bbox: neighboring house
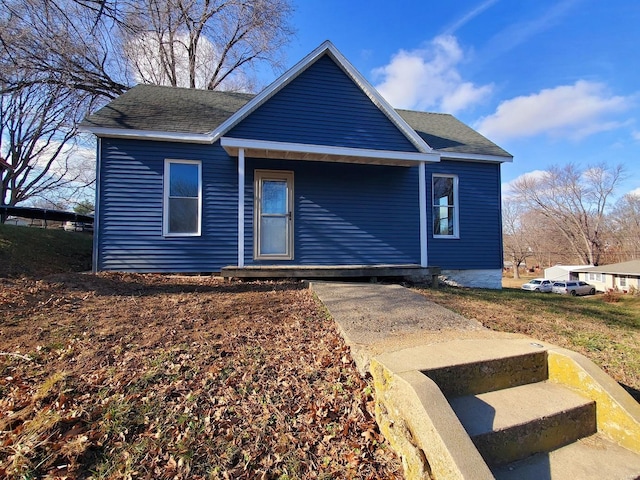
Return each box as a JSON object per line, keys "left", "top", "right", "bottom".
{"left": 573, "top": 260, "right": 640, "bottom": 293}
{"left": 544, "top": 265, "right": 590, "bottom": 282}
{"left": 81, "top": 41, "right": 513, "bottom": 288}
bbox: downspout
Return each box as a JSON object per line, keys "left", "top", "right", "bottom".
{"left": 238, "top": 148, "right": 245, "bottom": 268}
{"left": 419, "top": 161, "right": 428, "bottom": 267}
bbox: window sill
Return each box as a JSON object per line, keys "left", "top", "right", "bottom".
{"left": 163, "top": 232, "right": 202, "bottom": 238}
{"left": 433, "top": 234, "right": 460, "bottom": 239}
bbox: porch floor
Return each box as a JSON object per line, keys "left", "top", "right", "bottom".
{"left": 220, "top": 264, "right": 441, "bottom": 284}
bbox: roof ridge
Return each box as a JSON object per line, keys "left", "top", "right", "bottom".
{"left": 396, "top": 109, "right": 452, "bottom": 117}
{"left": 132, "top": 83, "right": 256, "bottom": 97}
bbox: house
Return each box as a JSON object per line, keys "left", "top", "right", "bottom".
{"left": 81, "top": 41, "right": 512, "bottom": 289}
{"left": 573, "top": 260, "right": 640, "bottom": 293}
{"left": 543, "top": 264, "right": 590, "bottom": 282}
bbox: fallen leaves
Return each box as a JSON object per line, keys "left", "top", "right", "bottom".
{"left": 0, "top": 273, "right": 403, "bottom": 478}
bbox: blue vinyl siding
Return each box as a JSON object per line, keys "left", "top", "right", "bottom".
{"left": 228, "top": 54, "right": 417, "bottom": 152}
{"left": 97, "top": 141, "right": 503, "bottom": 272}
{"left": 97, "top": 138, "right": 238, "bottom": 272}
{"left": 426, "top": 160, "right": 503, "bottom": 270}
{"left": 244, "top": 159, "right": 420, "bottom": 266}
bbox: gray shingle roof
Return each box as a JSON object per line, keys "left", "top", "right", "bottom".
{"left": 81, "top": 84, "right": 254, "bottom": 134}
{"left": 573, "top": 260, "right": 640, "bottom": 275}
{"left": 396, "top": 109, "right": 511, "bottom": 158}
{"left": 82, "top": 84, "right": 511, "bottom": 159}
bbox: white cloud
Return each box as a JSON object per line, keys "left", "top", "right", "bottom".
{"left": 502, "top": 170, "right": 547, "bottom": 197}
{"left": 372, "top": 35, "right": 493, "bottom": 113}
{"left": 476, "top": 81, "right": 632, "bottom": 142}
{"left": 633, "top": 130, "right": 640, "bottom": 141}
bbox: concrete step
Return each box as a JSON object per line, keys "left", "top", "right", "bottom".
{"left": 423, "top": 349, "right": 548, "bottom": 397}
{"left": 493, "top": 433, "right": 640, "bottom": 480}
{"left": 448, "top": 381, "right": 596, "bottom": 466}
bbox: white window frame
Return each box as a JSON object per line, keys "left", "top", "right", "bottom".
{"left": 589, "top": 272, "right": 602, "bottom": 282}
{"left": 163, "top": 159, "right": 202, "bottom": 237}
{"left": 254, "top": 169, "right": 294, "bottom": 260}
{"left": 432, "top": 174, "right": 459, "bottom": 239}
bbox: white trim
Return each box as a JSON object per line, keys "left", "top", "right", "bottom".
{"left": 211, "top": 41, "right": 434, "bottom": 154}
{"left": 439, "top": 151, "right": 513, "bottom": 163}
{"left": 254, "top": 170, "right": 294, "bottom": 260}
{"left": 221, "top": 137, "right": 440, "bottom": 164}
{"left": 83, "top": 127, "right": 213, "bottom": 144}
{"left": 419, "top": 162, "right": 428, "bottom": 267}
{"left": 432, "top": 173, "right": 460, "bottom": 239}
{"left": 163, "top": 159, "right": 202, "bottom": 237}
{"left": 238, "top": 149, "right": 245, "bottom": 268}
{"left": 92, "top": 138, "right": 102, "bottom": 273}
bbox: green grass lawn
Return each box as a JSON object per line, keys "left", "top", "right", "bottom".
{"left": 0, "top": 224, "right": 93, "bottom": 277}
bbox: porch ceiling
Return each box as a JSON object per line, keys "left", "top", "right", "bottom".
{"left": 220, "top": 137, "right": 440, "bottom": 167}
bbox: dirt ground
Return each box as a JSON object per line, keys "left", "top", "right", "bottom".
{"left": 0, "top": 273, "right": 403, "bottom": 479}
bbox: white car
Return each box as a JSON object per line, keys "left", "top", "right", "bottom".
{"left": 551, "top": 281, "right": 596, "bottom": 296}
{"left": 521, "top": 278, "right": 553, "bottom": 293}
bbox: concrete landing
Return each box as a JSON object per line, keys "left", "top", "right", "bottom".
{"left": 493, "top": 433, "right": 640, "bottom": 480}
{"left": 309, "top": 281, "right": 524, "bottom": 373}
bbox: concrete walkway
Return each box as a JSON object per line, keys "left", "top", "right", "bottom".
{"left": 309, "top": 281, "right": 640, "bottom": 480}
{"left": 309, "top": 281, "right": 525, "bottom": 374}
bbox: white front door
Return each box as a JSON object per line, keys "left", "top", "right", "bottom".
{"left": 254, "top": 170, "right": 294, "bottom": 260}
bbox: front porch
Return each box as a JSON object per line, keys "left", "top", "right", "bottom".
{"left": 220, "top": 264, "right": 441, "bottom": 285}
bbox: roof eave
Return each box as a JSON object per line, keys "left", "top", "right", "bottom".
{"left": 220, "top": 137, "right": 440, "bottom": 166}
{"left": 439, "top": 151, "right": 513, "bottom": 163}
{"left": 80, "top": 126, "right": 214, "bottom": 144}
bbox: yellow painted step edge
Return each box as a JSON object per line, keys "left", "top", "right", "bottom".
{"left": 547, "top": 347, "right": 640, "bottom": 454}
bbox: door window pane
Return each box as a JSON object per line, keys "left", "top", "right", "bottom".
{"left": 262, "top": 180, "right": 287, "bottom": 214}
{"left": 260, "top": 216, "right": 287, "bottom": 255}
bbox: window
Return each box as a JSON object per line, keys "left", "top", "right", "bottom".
{"left": 432, "top": 174, "right": 458, "bottom": 237}
{"left": 620, "top": 276, "right": 627, "bottom": 287}
{"left": 164, "top": 159, "right": 201, "bottom": 236}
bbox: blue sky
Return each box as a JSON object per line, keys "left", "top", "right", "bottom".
{"left": 276, "top": 0, "right": 640, "bottom": 197}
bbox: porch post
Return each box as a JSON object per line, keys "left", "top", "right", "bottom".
{"left": 238, "top": 148, "right": 245, "bottom": 268}
{"left": 419, "top": 161, "right": 428, "bottom": 267}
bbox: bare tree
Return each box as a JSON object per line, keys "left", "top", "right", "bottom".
{"left": 121, "top": 0, "right": 293, "bottom": 91}
{"left": 510, "top": 163, "right": 625, "bottom": 266}
{"left": 0, "top": 0, "right": 129, "bottom": 99}
{"left": 502, "top": 198, "right": 533, "bottom": 279}
{"left": 2, "top": 0, "right": 294, "bottom": 97}
{"left": 609, "top": 193, "right": 640, "bottom": 261}
{"left": 0, "top": 0, "right": 293, "bottom": 209}
{"left": 0, "top": 82, "right": 95, "bottom": 219}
